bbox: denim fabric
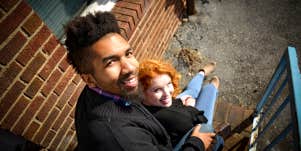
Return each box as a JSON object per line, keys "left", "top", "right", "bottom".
{"left": 176, "top": 73, "right": 218, "bottom": 124}
{"left": 173, "top": 124, "right": 224, "bottom": 151}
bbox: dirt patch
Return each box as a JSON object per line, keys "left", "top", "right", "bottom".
{"left": 164, "top": 47, "right": 214, "bottom": 89}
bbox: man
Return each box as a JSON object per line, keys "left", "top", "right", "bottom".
{"left": 65, "top": 12, "right": 215, "bottom": 151}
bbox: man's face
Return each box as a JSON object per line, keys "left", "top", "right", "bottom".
{"left": 84, "top": 33, "right": 139, "bottom": 96}
{"left": 143, "top": 74, "right": 174, "bottom": 107}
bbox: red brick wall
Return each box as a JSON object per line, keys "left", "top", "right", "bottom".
{"left": 0, "top": 0, "right": 184, "bottom": 150}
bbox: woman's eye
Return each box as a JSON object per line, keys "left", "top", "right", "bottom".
{"left": 152, "top": 88, "right": 161, "bottom": 93}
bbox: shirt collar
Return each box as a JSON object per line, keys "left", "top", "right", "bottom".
{"left": 89, "top": 87, "right": 131, "bottom": 107}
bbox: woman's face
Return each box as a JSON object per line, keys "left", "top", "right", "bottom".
{"left": 143, "top": 74, "right": 174, "bottom": 107}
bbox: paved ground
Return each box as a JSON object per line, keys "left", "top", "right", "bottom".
{"left": 164, "top": 0, "right": 301, "bottom": 108}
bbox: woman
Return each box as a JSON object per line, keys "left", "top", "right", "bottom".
{"left": 138, "top": 59, "right": 223, "bottom": 150}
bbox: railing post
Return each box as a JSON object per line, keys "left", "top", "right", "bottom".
{"left": 286, "top": 46, "right": 301, "bottom": 150}
{"left": 255, "top": 55, "right": 287, "bottom": 113}
{"left": 249, "top": 46, "right": 301, "bottom": 151}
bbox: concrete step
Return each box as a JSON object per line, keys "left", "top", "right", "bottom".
{"left": 223, "top": 133, "right": 249, "bottom": 151}
{"left": 213, "top": 101, "right": 253, "bottom": 151}
{"left": 213, "top": 101, "right": 254, "bottom": 132}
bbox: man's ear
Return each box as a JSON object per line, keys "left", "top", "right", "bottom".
{"left": 81, "top": 74, "right": 97, "bottom": 88}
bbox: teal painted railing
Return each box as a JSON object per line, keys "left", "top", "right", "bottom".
{"left": 249, "top": 46, "right": 301, "bottom": 151}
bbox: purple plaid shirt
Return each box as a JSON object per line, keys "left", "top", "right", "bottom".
{"left": 89, "top": 87, "right": 131, "bottom": 106}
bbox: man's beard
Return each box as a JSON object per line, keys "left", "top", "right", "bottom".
{"left": 117, "top": 71, "right": 141, "bottom": 103}
{"left": 120, "top": 87, "right": 142, "bottom": 103}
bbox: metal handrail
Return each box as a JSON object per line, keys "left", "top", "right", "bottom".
{"left": 249, "top": 46, "right": 301, "bottom": 151}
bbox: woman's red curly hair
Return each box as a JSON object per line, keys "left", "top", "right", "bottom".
{"left": 138, "top": 59, "right": 182, "bottom": 98}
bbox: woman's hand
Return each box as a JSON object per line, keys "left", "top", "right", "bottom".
{"left": 181, "top": 96, "right": 196, "bottom": 107}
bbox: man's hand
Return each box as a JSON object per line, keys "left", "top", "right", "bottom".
{"left": 191, "top": 124, "right": 215, "bottom": 150}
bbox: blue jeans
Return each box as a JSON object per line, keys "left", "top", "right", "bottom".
{"left": 176, "top": 73, "right": 218, "bottom": 124}
{"left": 173, "top": 124, "right": 224, "bottom": 151}
{"left": 174, "top": 73, "right": 222, "bottom": 150}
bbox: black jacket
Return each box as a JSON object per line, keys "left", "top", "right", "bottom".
{"left": 144, "top": 99, "right": 208, "bottom": 147}
{"left": 75, "top": 86, "right": 205, "bottom": 151}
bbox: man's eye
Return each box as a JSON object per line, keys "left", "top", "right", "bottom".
{"left": 105, "top": 60, "right": 113, "bottom": 67}
{"left": 126, "top": 50, "right": 133, "bottom": 57}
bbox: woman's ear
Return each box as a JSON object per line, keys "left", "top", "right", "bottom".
{"left": 81, "top": 74, "right": 97, "bottom": 88}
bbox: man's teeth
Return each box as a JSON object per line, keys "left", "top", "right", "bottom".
{"left": 124, "top": 78, "right": 134, "bottom": 83}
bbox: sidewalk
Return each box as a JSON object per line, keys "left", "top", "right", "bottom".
{"left": 164, "top": 0, "right": 301, "bottom": 150}
{"left": 164, "top": 0, "right": 301, "bottom": 108}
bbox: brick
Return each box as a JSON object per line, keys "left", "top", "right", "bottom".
{"left": 112, "top": 7, "right": 139, "bottom": 27}
{"left": 22, "top": 13, "right": 42, "bottom": 36}
{"left": 58, "top": 129, "right": 75, "bottom": 151}
{"left": 117, "top": 20, "right": 132, "bottom": 38}
{"left": 52, "top": 105, "right": 72, "bottom": 131}
{"left": 23, "top": 120, "right": 40, "bottom": 140}
{"left": 69, "top": 106, "right": 75, "bottom": 119}
{"left": 16, "top": 25, "right": 51, "bottom": 66}
{"left": 71, "top": 122, "right": 76, "bottom": 131}
{"left": 123, "top": 0, "right": 145, "bottom": 12}
{"left": 0, "top": 1, "right": 31, "bottom": 44}
{"left": 128, "top": 0, "right": 157, "bottom": 51}
{"left": 1, "top": 95, "right": 30, "bottom": 130}
{"left": 68, "top": 82, "right": 85, "bottom": 107}
{"left": 72, "top": 74, "right": 81, "bottom": 85}
{"left": 56, "top": 82, "right": 76, "bottom": 109}
{"left": 53, "top": 46, "right": 67, "bottom": 61}
{"left": 51, "top": 117, "right": 72, "bottom": 150}
{"left": 41, "top": 129, "right": 56, "bottom": 148}
{"left": 116, "top": 1, "right": 142, "bottom": 19}
{"left": 20, "top": 52, "right": 46, "bottom": 83}
{"left": 115, "top": 13, "right": 135, "bottom": 30}
{"left": 120, "top": 28, "right": 128, "bottom": 40}
{"left": 24, "top": 77, "right": 44, "bottom": 98}
{"left": 58, "top": 56, "right": 70, "bottom": 72}
{"left": 12, "top": 95, "right": 44, "bottom": 135}
{"left": 0, "top": 32, "right": 27, "bottom": 65}
{"left": 42, "top": 35, "right": 59, "bottom": 55}
{"left": 54, "top": 67, "right": 74, "bottom": 96}
{"left": 134, "top": 40, "right": 144, "bottom": 60}
{"left": 66, "top": 134, "right": 77, "bottom": 151}
{"left": 148, "top": 1, "right": 166, "bottom": 34}
{"left": 144, "top": 1, "right": 167, "bottom": 58}
{"left": 34, "top": 107, "right": 59, "bottom": 143}
{"left": 0, "top": 61, "right": 22, "bottom": 95}
{"left": 37, "top": 93, "right": 58, "bottom": 122}
{"left": 41, "top": 69, "right": 62, "bottom": 97}
{"left": 39, "top": 46, "right": 65, "bottom": 80}
{"left": 0, "top": 81, "right": 25, "bottom": 120}
{"left": 0, "top": 0, "right": 19, "bottom": 11}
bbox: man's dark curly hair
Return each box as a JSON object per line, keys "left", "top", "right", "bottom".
{"left": 64, "top": 12, "right": 121, "bottom": 74}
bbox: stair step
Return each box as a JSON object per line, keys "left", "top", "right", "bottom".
{"left": 215, "top": 122, "right": 231, "bottom": 139}
{"left": 214, "top": 100, "right": 232, "bottom": 124}
{"left": 228, "top": 105, "right": 246, "bottom": 129}
{"left": 224, "top": 133, "right": 249, "bottom": 151}
{"left": 214, "top": 101, "right": 254, "bottom": 132}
